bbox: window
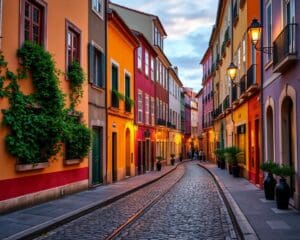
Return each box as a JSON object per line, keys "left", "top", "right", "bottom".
{"left": 145, "top": 94, "right": 149, "bottom": 124}
{"left": 156, "top": 98, "right": 159, "bottom": 118}
{"left": 150, "top": 57, "right": 155, "bottom": 81}
{"left": 156, "top": 59, "right": 160, "bottom": 82}
{"left": 145, "top": 50, "right": 149, "bottom": 76}
{"left": 242, "top": 39, "right": 246, "bottom": 74}
{"left": 67, "top": 22, "right": 81, "bottom": 68}
{"left": 111, "top": 64, "right": 119, "bottom": 108}
{"left": 89, "top": 44, "right": 105, "bottom": 87}
{"left": 138, "top": 91, "right": 143, "bottom": 123}
{"left": 151, "top": 97, "right": 155, "bottom": 125}
{"left": 125, "top": 74, "right": 131, "bottom": 112}
{"left": 92, "top": 0, "right": 103, "bottom": 18}
{"left": 266, "top": 1, "right": 272, "bottom": 62}
{"left": 22, "top": 0, "right": 46, "bottom": 45}
{"left": 160, "top": 63, "right": 163, "bottom": 85}
{"left": 137, "top": 47, "right": 142, "bottom": 70}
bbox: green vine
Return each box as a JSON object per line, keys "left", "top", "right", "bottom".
{"left": 0, "top": 41, "right": 91, "bottom": 164}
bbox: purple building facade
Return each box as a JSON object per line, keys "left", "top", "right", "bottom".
{"left": 262, "top": 0, "right": 300, "bottom": 209}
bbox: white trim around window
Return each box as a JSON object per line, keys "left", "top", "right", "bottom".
{"left": 92, "top": 0, "right": 104, "bottom": 20}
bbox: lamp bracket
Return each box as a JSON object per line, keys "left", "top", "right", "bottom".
{"left": 254, "top": 44, "right": 273, "bottom": 54}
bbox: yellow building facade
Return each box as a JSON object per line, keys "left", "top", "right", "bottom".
{"left": 107, "top": 10, "right": 138, "bottom": 183}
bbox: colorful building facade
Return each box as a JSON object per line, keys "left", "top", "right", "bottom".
{"left": 88, "top": 0, "right": 107, "bottom": 186}
{"left": 133, "top": 31, "right": 157, "bottom": 174}
{"left": 262, "top": 0, "right": 300, "bottom": 209}
{"left": 107, "top": 9, "right": 138, "bottom": 183}
{"left": 0, "top": 0, "right": 89, "bottom": 212}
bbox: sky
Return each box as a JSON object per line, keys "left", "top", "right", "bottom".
{"left": 112, "top": 0, "right": 218, "bottom": 92}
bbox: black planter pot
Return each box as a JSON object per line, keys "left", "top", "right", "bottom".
{"left": 171, "top": 159, "right": 175, "bottom": 166}
{"left": 232, "top": 165, "right": 240, "bottom": 177}
{"left": 220, "top": 159, "right": 226, "bottom": 169}
{"left": 276, "top": 178, "right": 290, "bottom": 209}
{"left": 217, "top": 160, "right": 221, "bottom": 168}
{"left": 179, "top": 156, "right": 183, "bottom": 162}
{"left": 156, "top": 162, "right": 162, "bottom": 171}
{"left": 263, "top": 172, "right": 277, "bottom": 200}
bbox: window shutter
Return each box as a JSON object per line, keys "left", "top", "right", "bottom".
{"left": 88, "top": 43, "right": 94, "bottom": 83}
{"left": 101, "top": 52, "right": 105, "bottom": 88}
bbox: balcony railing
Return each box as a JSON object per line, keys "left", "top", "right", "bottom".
{"left": 247, "top": 64, "right": 256, "bottom": 89}
{"left": 125, "top": 97, "right": 132, "bottom": 113}
{"left": 156, "top": 118, "right": 166, "bottom": 126}
{"left": 233, "top": 1, "right": 238, "bottom": 21}
{"left": 111, "top": 90, "right": 119, "bottom": 108}
{"left": 273, "top": 23, "right": 297, "bottom": 71}
{"left": 240, "top": 75, "right": 246, "bottom": 95}
{"left": 223, "top": 95, "right": 230, "bottom": 110}
{"left": 231, "top": 85, "right": 237, "bottom": 102}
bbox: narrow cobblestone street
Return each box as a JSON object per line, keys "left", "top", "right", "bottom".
{"left": 36, "top": 162, "right": 238, "bottom": 240}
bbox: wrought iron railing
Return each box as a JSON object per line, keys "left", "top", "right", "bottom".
{"left": 111, "top": 90, "right": 119, "bottom": 108}
{"left": 240, "top": 75, "right": 246, "bottom": 95}
{"left": 273, "top": 23, "right": 297, "bottom": 67}
{"left": 231, "top": 85, "right": 237, "bottom": 102}
{"left": 247, "top": 64, "right": 256, "bottom": 89}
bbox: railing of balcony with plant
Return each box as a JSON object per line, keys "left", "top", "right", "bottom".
{"left": 246, "top": 64, "right": 256, "bottom": 89}
{"left": 273, "top": 23, "right": 297, "bottom": 67}
{"left": 111, "top": 89, "right": 123, "bottom": 108}
{"left": 240, "top": 75, "right": 246, "bottom": 95}
{"left": 233, "top": 1, "right": 238, "bottom": 21}
{"left": 223, "top": 95, "right": 230, "bottom": 110}
{"left": 156, "top": 118, "right": 166, "bottom": 126}
{"left": 231, "top": 85, "right": 237, "bottom": 102}
{"left": 125, "top": 96, "right": 134, "bottom": 113}
{"left": 222, "top": 27, "right": 230, "bottom": 57}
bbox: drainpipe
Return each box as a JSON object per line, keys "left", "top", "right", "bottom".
{"left": 260, "top": 0, "right": 265, "bottom": 167}
{"left": 230, "top": 0, "right": 235, "bottom": 147}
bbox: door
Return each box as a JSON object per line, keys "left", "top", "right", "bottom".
{"left": 151, "top": 141, "right": 155, "bottom": 171}
{"left": 255, "top": 119, "right": 260, "bottom": 184}
{"left": 138, "top": 141, "right": 142, "bottom": 175}
{"left": 92, "top": 127, "right": 103, "bottom": 185}
{"left": 145, "top": 140, "right": 150, "bottom": 171}
{"left": 125, "top": 129, "right": 131, "bottom": 177}
{"left": 112, "top": 132, "right": 117, "bottom": 182}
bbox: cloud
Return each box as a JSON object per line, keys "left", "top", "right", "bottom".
{"left": 111, "top": 0, "right": 218, "bottom": 91}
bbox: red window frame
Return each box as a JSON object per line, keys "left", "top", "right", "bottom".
{"left": 20, "top": 0, "right": 47, "bottom": 46}
{"left": 65, "top": 20, "right": 81, "bottom": 70}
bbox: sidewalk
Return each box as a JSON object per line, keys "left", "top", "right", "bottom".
{"left": 199, "top": 162, "right": 300, "bottom": 240}
{"left": 0, "top": 162, "right": 182, "bottom": 240}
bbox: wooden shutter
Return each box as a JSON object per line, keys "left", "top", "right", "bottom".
{"left": 88, "top": 43, "right": 94, "bottom": 83}
{"left": 100, "top": 51, "right": 105, "bottom": 88}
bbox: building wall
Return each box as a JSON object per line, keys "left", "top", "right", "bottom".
{"left": 107, "top": 15, "right": 136, "bottom": 183}
{"left": 0, "top": 0, "right": 89, "bottom": 212}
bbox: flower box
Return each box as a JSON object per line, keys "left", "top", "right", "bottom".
{"left": 15, "top": 162, "right": 49, "bottom": 172}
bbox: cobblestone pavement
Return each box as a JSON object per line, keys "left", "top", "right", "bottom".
{"left": 116, "top": 161, "right": 238, "bottom": 240}
{"left": 36, "top": 164, "right": 185, "bottom": 240}
{"left": 36, "top": 161, "right": 238, "bottom": 240}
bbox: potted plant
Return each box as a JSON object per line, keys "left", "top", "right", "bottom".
{"left": 260, "top": 161, "right": 278, "bottom": 200}
{"left": 215, "top": 148, "right": 225, "bottom": 169}
{"left": 156, "top": 156, "right": 163, "bottom": 171}
{"left": 170, "top": 154, "right": 175, "bottom": 166}
{"left": 224, "top": 147, "right": 241, "bottom": 177}
{"left": 272, "top": 164, "right": 295, "bottom": 209}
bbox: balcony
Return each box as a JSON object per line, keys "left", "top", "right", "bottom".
{"left": 111, "top": 90, "right": 119, "bottom": 108}
{"left": 273, "top": 23, "right": 297, "bottom": 73}
{"left": 125, "top": 97, "right": 132, "bottom": 113}
{"left": 223, "top": 95, "right": 231, "bottom": 113}
{"left": 233, "top": 1, "right": 239, "bottom": 25}
{"left": 246, "top": 64, "right": 258, "bottom": 94}
{"left": 231, "top": 85, "right": 238, "bottom": 106}
{"left": 156, "top": 118, "right": 166, "bottom": 126}
{"left": 239, "top": 75, "right": 247, "bottom": 99}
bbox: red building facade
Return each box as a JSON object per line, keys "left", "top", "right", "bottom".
{"left": 134, "top": 31, "right": 157, "bottom": 174}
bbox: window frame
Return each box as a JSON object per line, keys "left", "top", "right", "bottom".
{"left": 266, "top": 0, "right": 272, "bottom": 63}
{"left": 20, "top": 0, "right": 47, "bottom": 47}
{"left": 137, "top": 46, "right": 142, "bottom": 70}
{"left": 145, "top": 94, "right": 149, "bottom": 124}
{"left": 150, "top": 57, "right": 155, "bottom": 81}
{"left": 92, "top": 0, "right": 104, "bottom": 19}
{"left": 145, "top": 50, "right": 149, "bottom": 77}
{"left": 151, "top": 97, "right": 155, "bottom": 126}
{"left": 138, "top": 90, "right": 143, "bottom": 123}
{"left": 66, "top": 20, "right": 82, "bottom": 73}
{"left": 89, "top": 41, "right": 105, "bottom": 88}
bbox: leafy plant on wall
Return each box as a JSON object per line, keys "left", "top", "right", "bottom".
{"left": 0, "top": 41, "right": 91, "bottom": 164}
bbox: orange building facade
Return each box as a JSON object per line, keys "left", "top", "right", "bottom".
{"left": 106, "top": 10, "right": 138, "bottom": 183}
{"left": 0, "top": 0, "right": 89, "bottom": 213}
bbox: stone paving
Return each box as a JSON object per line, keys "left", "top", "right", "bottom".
{"left": 36, "top": 161, "right": 238, "bottom": 240}
{"left": 116, "top": 161, "right": 238, "bottom": 240}
{"left": 35, "top": 163, "right": 185, "bottom": 240}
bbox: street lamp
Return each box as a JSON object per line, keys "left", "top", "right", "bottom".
{"left": 227, "top": 62, "right": 239, "bottom": 86}
{"left": 248, "top": 18, "right": 272, "bottom": 54}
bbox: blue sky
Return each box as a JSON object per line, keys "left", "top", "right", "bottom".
{"left": 112, "top": 0, "right": 218, "bottom": 92}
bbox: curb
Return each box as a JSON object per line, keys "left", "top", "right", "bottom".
{"left": 5, "top": 161, "right": 187, "bottom": 240}
{"left": 198, "top": 163, "right": 259, "bottom": 240}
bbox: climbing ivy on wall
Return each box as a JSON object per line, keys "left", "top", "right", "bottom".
{"left": 0, "top": 41, "right": 91, "bottom": 164}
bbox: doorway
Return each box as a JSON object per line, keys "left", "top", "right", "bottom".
{"left": 92, "top": 127, "right": 103, "bottom": 185}
{"left": 112, "top": 132, "right": 117, "bottom": 182}
{"left": 125, "top": 129, "right": 131, "bottom": 177}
